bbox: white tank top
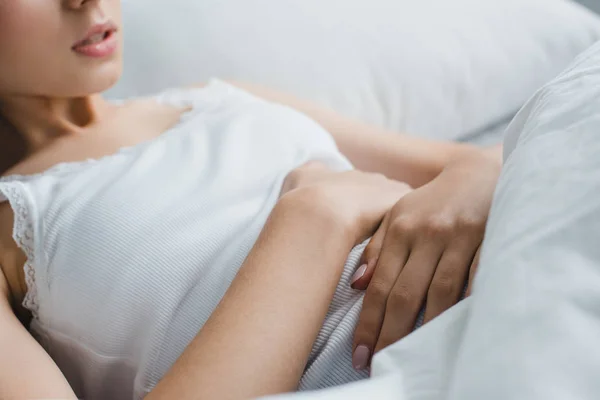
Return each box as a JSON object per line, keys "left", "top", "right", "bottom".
{"left": 0, "top": 81, "right": 369, "bottom": 399}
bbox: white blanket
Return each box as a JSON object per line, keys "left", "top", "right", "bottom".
{"left": 264, "top": 40, "right": 600, "bottom": 400}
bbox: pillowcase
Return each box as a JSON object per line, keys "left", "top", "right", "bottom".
{"left": 107, "top": 0, "right": 600, "bottom": 141}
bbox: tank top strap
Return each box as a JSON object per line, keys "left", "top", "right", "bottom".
{"left": 152, "top": 79, "right": 239, "bottom": 111}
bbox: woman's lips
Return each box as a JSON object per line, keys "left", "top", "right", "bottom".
{"left": 72, "top": 23, "right": 118, "bottom": 58}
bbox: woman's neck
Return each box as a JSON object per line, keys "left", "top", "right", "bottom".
{"left": 0, "top": 94, "right": 109, "bottom": 173}
{"left": 1, "top": 94, "right": 108, "bottom": 149}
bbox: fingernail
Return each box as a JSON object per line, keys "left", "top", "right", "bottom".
{"left": 351, "top": 264, "right": 368, "bottom": 286}
{"left": 352, "top": 345, "right": 370, "bottom": 370}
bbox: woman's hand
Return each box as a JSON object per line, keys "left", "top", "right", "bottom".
{"left": 350, "top": 148, "right": 502, "bottom": 370}
{"left": 151, "top": 163, "right": 413, "bottom": 400}
{"left": 280, "top": 161, "right": 412, "bottom": 244}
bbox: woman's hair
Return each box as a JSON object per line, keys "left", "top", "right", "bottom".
{"left": 0, "top": 110, "right": 26, "bottom": 175}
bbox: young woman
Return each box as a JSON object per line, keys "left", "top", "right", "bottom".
{"left": 0, "top": 1, "right": 501, "bottom": 399}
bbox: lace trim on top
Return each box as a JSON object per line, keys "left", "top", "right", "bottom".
{"left": 0, "top": 100, "right": 197, "bottom": 185}
{"left": 0, "top": 81, "right": 232, "bottom": 319}
{"left": 0, "top": 182, "right": 39, "bottom": 318}
{"left": 0, "top": 97, "right": 197, "bottom": 320}
{"left": 0, "top": 83, "right": 229, "bottom": 185}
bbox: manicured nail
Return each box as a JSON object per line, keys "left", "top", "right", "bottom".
{"left": 352, "top": 345, "right": 370, "bottom": 370}
{"left": 351, "top": 264, "right": 368, "bottom": 286}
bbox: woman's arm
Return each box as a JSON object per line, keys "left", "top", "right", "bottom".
{"left": 0, "top": 192, "right": 354, "bottom": 400}
{"left": 148, "top": 172, "right": 411, "bottom": 400}
{"left": 0, "top": 265, "right": 77, "bottom": 399}
{"left": 148, "top": 193, "right": 356, "bottom": 400}
{"left": 224, "top": 81, "right": 479, "bottom": 188}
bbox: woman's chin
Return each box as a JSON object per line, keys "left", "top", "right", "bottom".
{"left": 94, "top": 72, "right": 122, "bottom": 95}
{"left": 64, "top": 66, "right": 123, "bottom": 97}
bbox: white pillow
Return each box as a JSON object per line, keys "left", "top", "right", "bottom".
{"left": 107, "top": 0, "right": 600, "bottom": 141}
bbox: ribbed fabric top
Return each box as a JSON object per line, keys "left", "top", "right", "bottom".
{"left": 0, "top": 80, "right": 369, "bottom": 399}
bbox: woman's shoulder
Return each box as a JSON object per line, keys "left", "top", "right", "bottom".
{"left": 1, "top": 153, "right": 59, "bottom": 180}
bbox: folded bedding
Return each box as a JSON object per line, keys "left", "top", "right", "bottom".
{"left": 444, "top": 38, "right": 600, "bottom": 400}
{"left": 263, "top": 37, "right": 600, "bottom": 400}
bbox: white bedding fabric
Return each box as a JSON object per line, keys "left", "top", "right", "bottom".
{"left": 461, "top": 116, "right": 513, "bottom": 146}
{"left": 263, "top": 37, "right": 600, "bottom": 400}
{"left": 110, "top": 0, "right": 600, "bottom": 141}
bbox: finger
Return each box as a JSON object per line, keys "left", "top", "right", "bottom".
{"left": 352, "top": 228, "right": 411, "bottom": 370}
{"left": 466, "top": 246, "right": 482, "bottom": 297}
{"left": 374, "top": 240, "right": 443, "bottom": 353}
{"left": 423, "top": 242, "right": 478, "bottom": 324}
{"left": 351, "top": 214, "right": 390, "bottom": 290}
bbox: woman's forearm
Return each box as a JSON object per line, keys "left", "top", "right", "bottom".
{"left": 226, "top": 81, "right": 477, "bottom": 188}
{"left": 316, "top": 118, "right": 476, "bottom": 188}
{"left": 147, "top": 194, "right": 356, "bottom": 400}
